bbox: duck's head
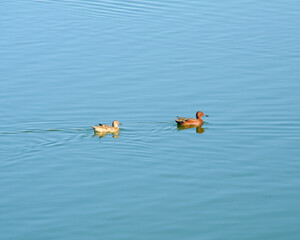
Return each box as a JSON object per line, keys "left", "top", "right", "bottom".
{"left": 112, "top": 120, "right": 122, "bottom": 127}
{"left": 196, "top": 111, "right": 209, "bottom": 119}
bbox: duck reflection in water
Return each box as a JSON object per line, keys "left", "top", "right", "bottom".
{"left": 94, "top": 131, "right": 120, "bottom": 138}
{"left": 177, "top": 124, "right": 205, "bottom": 134}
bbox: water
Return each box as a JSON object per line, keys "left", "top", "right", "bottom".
{"left": 1, "top": 0, "right": 300, "bottom": 239}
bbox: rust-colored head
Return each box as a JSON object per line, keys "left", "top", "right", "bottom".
{"left": 196, "top": 111, "right": 208, "bottom": 119}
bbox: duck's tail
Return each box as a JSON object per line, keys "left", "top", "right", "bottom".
{"left": 175, "top": 119, "right": 184, "bottom": 125}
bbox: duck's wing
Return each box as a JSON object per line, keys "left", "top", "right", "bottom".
{"left": 98, "top": 124, "right": 110, "bottom": 127}
{"left": 175, "top": 116, "right": 193, "bottom": 124}
{"left": 176, "top": 116, "right": 191, "bottom": 121}
{"left": 92, "top": 124, "right": 111, "bottom": 130}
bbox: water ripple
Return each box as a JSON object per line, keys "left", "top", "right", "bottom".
{"left": 43, "top": 0, "right": 195, "bottom": 23}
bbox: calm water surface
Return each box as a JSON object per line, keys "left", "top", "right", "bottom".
{"left": 1, "top": 0, "right": 300, "bottom": 239}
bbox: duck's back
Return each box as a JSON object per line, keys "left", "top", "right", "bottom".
{"left": 175, "top": 116, "right": 203, "bottom": 126}
{"left": 92, "top": 124, "right": 118, "bottom": 132}
{"left": 176, "top": 116, "right": 193, "bottom": 124}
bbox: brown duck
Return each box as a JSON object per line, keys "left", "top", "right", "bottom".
{"left": 175, "top": 111, "right": 208, "bottom": 126}
{"left": 92, "top": 120, "right": 121, "bottom": 133}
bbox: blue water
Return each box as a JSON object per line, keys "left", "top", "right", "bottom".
{"left": 1, "top": 0, "right": 300, "bottom": 239}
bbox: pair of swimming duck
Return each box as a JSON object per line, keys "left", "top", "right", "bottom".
{"left": 92, "top": 111, "right": 208, "bottom": 133}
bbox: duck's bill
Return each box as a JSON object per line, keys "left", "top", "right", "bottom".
{"left": 119, "top": 123, "right": 123, "bottom": 125}
{"left": 204, "top": 114, "right": 209, "bottom": 117}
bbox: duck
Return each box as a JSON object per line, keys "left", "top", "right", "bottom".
{"left": 91, "top": 120, "right": 121, "bottom": 133}
{"left": 175, "top": 111, "right": 208, "bottom": 126}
